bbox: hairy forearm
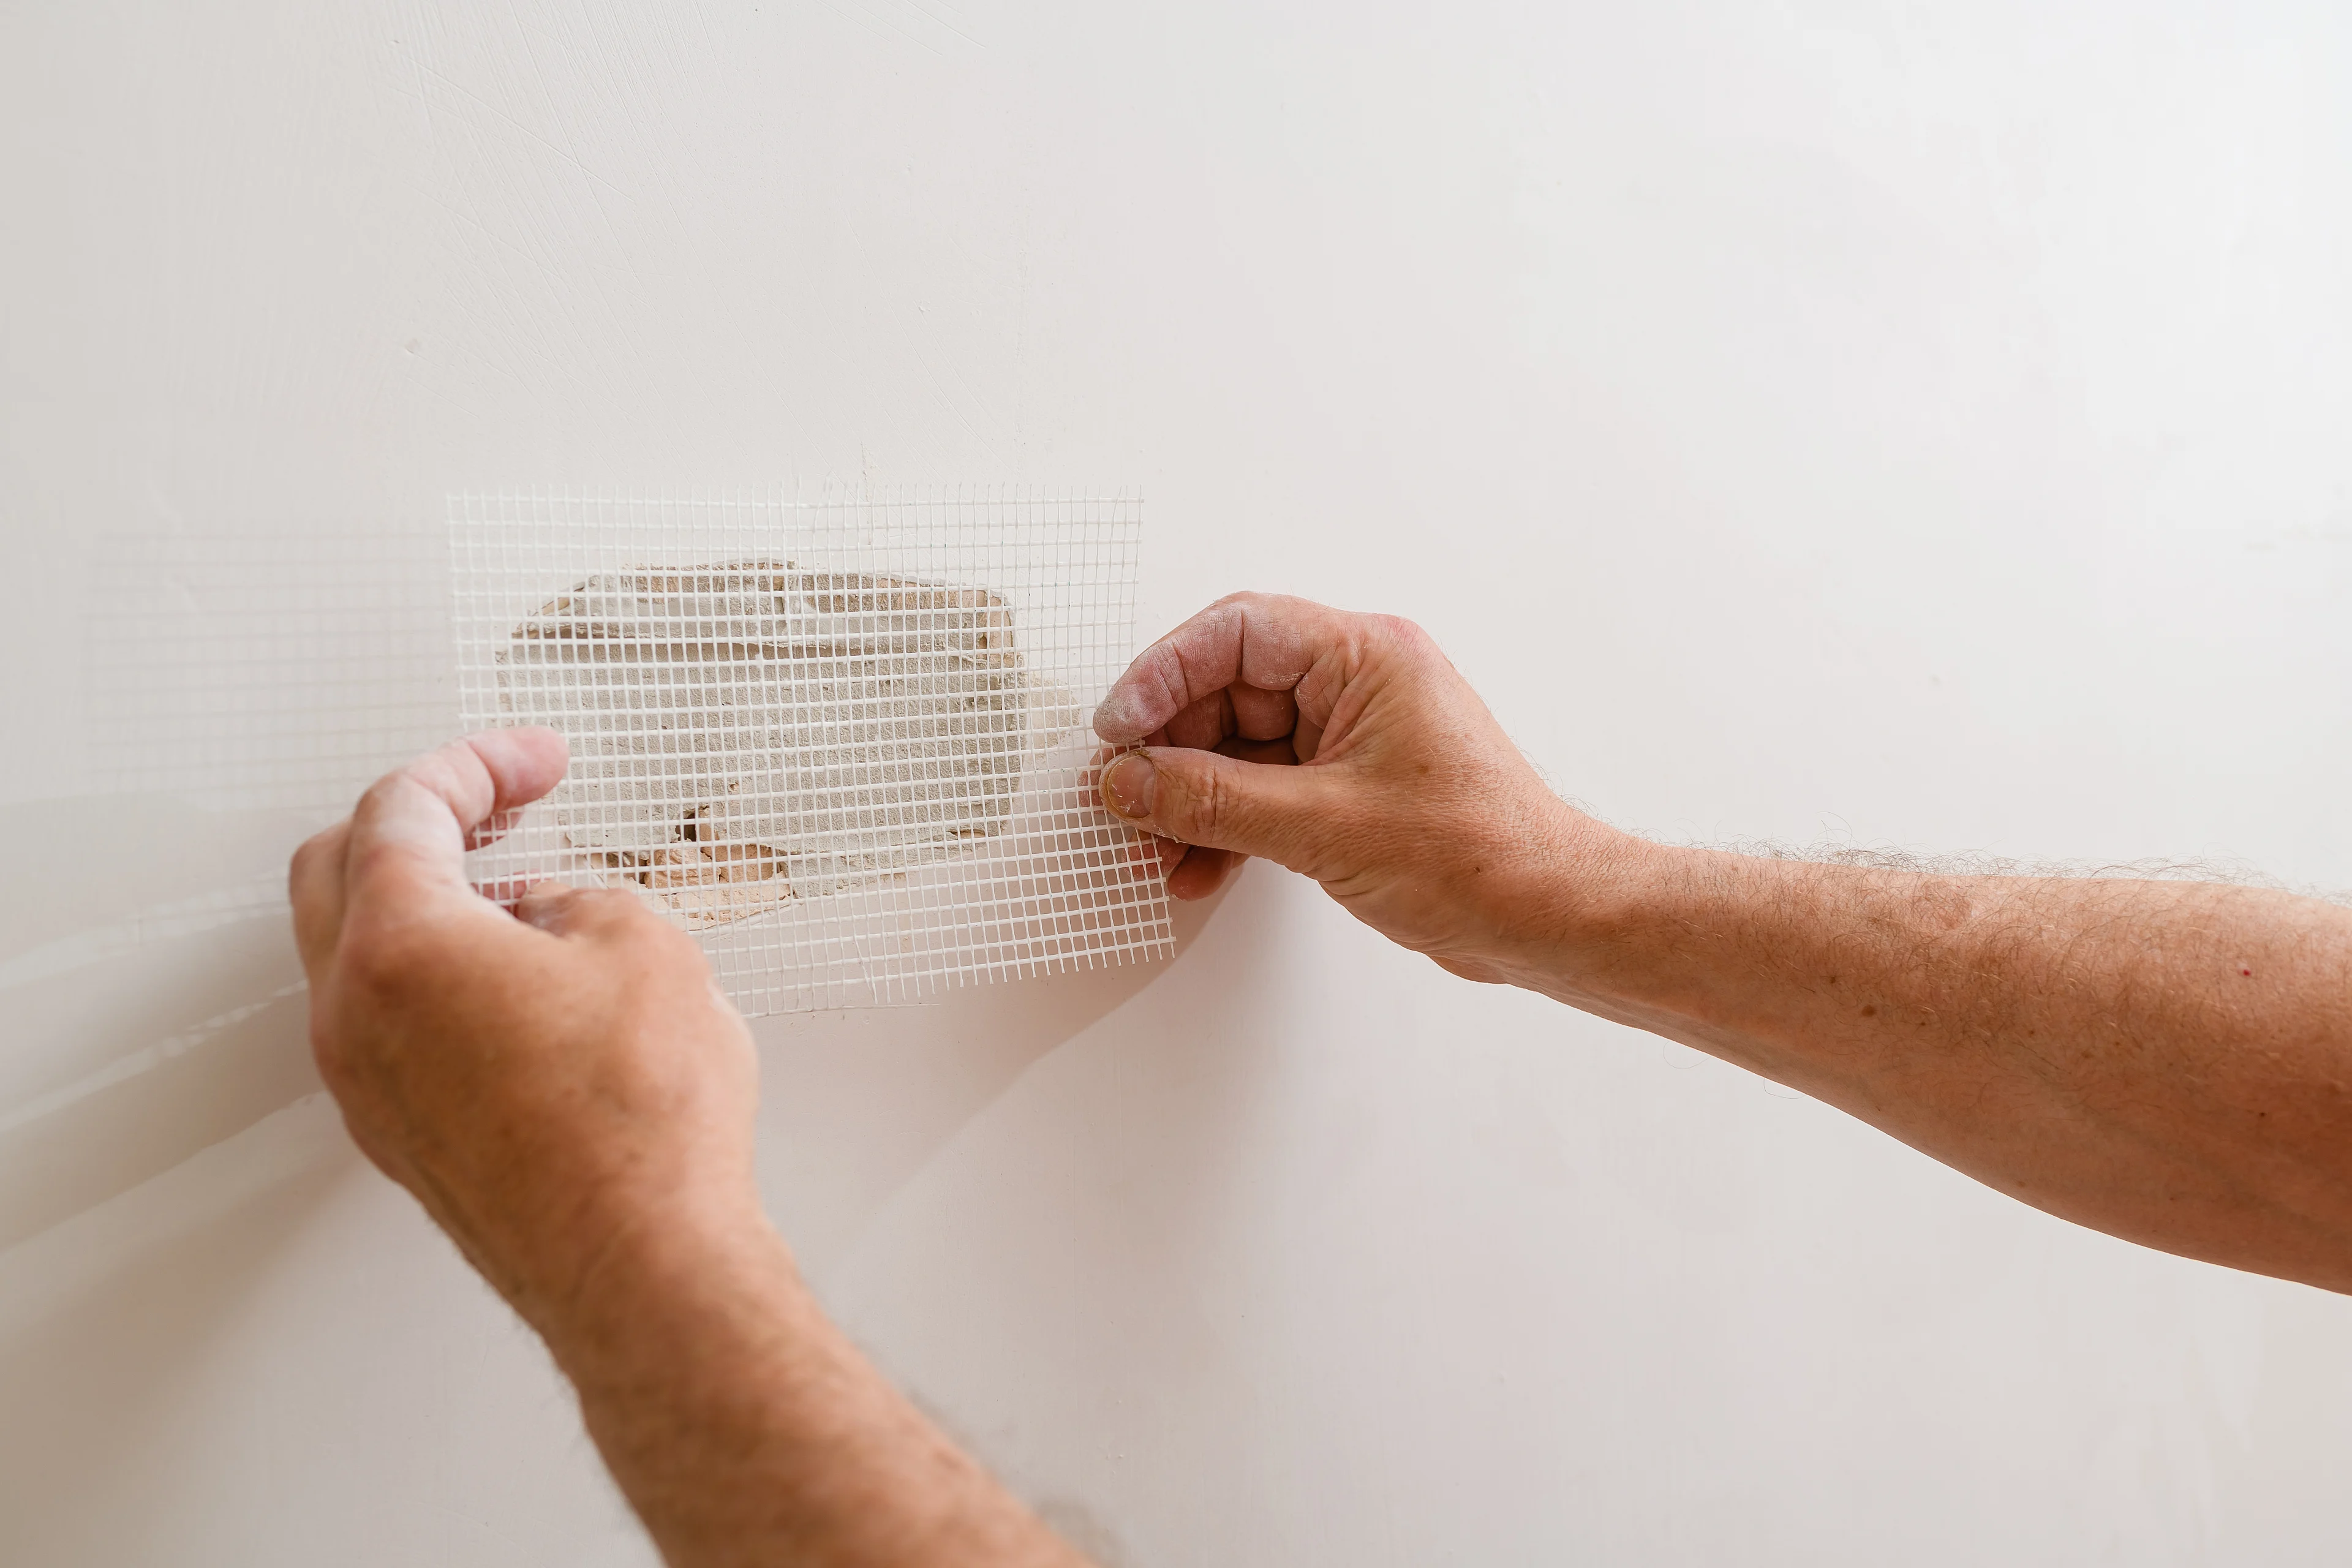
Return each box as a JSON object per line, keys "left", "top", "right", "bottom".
{"left": 537, "top": 1208, "right": 1087, "bottom": 1568}
{"left": 1085, "top": 592, "right": 2352, "bottom": 1290}
{"left": 1534, "top": 839, "right": 2352, "bottom": 1292}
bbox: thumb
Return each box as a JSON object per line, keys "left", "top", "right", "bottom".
{"left": 1099, "top": 747, "right": 1344, "bottom": 873}
{"left": 345, "top": 728, "right": 570, "bottom": 902}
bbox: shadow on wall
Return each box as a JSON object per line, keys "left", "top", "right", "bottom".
{"left": 0, "top": 781, "right": 1219, "bottom": 1270}
{"left": 754, "top": 885, "right": 1231, "bottom": 1277}
{"left": 0, "top": 838, "right": 1219, "bottom": 1566}
{"left": 0, "top": 796, "right": 324, "bottom": 1255}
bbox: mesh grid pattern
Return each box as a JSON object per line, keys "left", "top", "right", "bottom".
{"left": 89, "top": 527, "right": 454, "bottom": 814}
{"left": 451, "top": 490, "right": 1173, "bottom": 1015}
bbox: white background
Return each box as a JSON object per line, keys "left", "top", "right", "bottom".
{"left": 6, "top": 1, "right": 2352, "bottom": 1562}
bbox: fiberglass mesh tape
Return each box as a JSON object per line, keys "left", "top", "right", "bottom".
{"left": 451, "top": 491, "right": 1174, "bottom": 1016}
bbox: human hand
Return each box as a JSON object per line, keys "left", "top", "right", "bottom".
{"left": 288, "top": 729, "right": 764, "bottom": 1337}
{"left": 1094, "top": 593, "right": 1632, "bottom": 985}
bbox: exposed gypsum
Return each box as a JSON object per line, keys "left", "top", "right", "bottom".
{"left": 499, "top": 562, "right": 1035, "bottom": 927}
{"left": 450, "top": 489, "right": 1173, "bottom": 1014}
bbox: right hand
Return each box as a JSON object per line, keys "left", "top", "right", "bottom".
{"left": 1093, "top": 593, "right": 1631, "bottom": 985}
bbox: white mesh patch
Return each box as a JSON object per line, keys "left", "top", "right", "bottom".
{"left": 451, "top": 491, "right": 1173, "bottom": 1015}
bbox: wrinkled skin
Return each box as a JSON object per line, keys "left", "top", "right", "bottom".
{"left": 1093, "top": 592, "right": 1627, "bottom": 986}
{"left": 290, "top": 728, "right": 763, "bottom": 1325}
{"left": 1095, "top": 594, "right": 2352, "bottom": 1297}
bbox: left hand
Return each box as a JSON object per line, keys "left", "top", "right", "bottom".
{"left": 288, "top": 729, "right": 767, "bottom": 1334}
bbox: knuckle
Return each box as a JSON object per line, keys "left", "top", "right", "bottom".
{"left": 341, "top": 921, "right": 438, "bottom": 998}
{"left": 589, "top": 888, "right": 702, "bottom": 955}
{"left": 613, "top": 891, "right": 682, "bottom": 937}
{"left": 1216, "top": 592, "right": 1279, "bottom": 642}
{"left": 1142, "top": 640, "right": 1191, "bottom": 705}
{"left": 348, "top": 839, "right": 426, "bottom": 891}
{"left": 576, "top": 886, "right": 641, "bottom": 918}
{"left": 664, "top": 928, "right": 719, "bottom": 975}
{"left": 359, "top": 763, "right": 420, "bottom": 813}
{"left": 1169, "top": 761, "right": 1232, "bottom": 845}
{"left": 403, "top": 755, "right": 470, "bottom": 815}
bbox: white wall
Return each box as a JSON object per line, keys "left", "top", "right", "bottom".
{"left": 6, "top": 1, "right": 2352, "bottom": 1562}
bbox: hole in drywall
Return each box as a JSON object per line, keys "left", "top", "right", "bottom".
{"left": 495, "top": 561, "right": 1032, "bottom": 928}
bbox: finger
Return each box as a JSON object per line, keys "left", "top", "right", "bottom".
{"left": 472, "top": 876, "right": 539, "bottom": 910}
{"left": 1229, "top": 682, "right": 1297, "bottom": 742}
{"left": 515, "top": 881, "right": 659, "bottom": 942}
{"left": 1212, "top": 734, "right": 1299, "bottom": 767}
{"left": 1090, "top": 756, "right": 1213, "bottom": 880}
{"left": 1099, "top": 744, "right": 1343, "bottom": 870}
{"left": 1095, "top": 593, "right": 1366, "bottom": 744}
{"left": 1167, "top": 846, "right": 1240, "bottom": 900}
{"left": 1163, "top": 689, "right": 1235, "bottom": 752}
{"left": 345, "top": 728, "right": 570, "bottom": 902}
{"left": 288, "top": 820, "right": 352, "bottom": 974}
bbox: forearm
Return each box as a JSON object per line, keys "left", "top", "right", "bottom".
{"left": 1532, "top": 839, "right": 2352, "bottom": 1292}
{"left": 538, "top": 1208, "right": 1086, "bottom": 1568}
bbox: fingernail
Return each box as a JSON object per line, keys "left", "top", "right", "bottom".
{"left": 1101, "top": 752, "right": 1158, "bottom": 819}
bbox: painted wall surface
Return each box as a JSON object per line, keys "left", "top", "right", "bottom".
{"left": 6, "top": 2, "right": 2352, "bottom": 1562}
